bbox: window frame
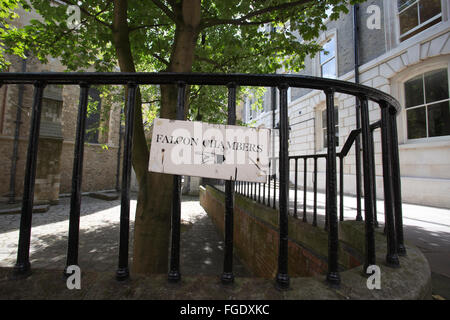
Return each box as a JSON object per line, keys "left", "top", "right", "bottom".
{"left": 317, "top": 30, "right": 338, "bottom": 79}
{"left": 396, "top": 0, "right": 444, "bottom": 42}
{"left": 317, "top": 103, "right": 340, "bottom": 152}
{"left": 403, "top": 67, "right": 450, "bottom": 141}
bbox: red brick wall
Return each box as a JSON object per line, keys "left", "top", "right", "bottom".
{"left": 200, "top": 185, "right": 363, "bottom": 279}
{"left": 201, "top": 186, "right": 331, "bottom": 278}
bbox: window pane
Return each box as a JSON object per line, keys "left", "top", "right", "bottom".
{"left": 322, "top": 108, "right": 339, "bottom": 148}
{"left": 405, "top": 74, "right": 424, "bottom": 108}
{"left": 320, "top": 37, "right": 335, "bottom": 64}
{"left": 322, "top": 107, "right": 339, "bottom": 129}
{"left": 398, "top": 0, "right": 416, "bottom": 12}
{"left": 419, "top": 0, "right": 441, "bottom": 23}
{"left": 322, "top": 110, "right": 327, "bottom": 128}
{"left": 399, "top": 3, "right": 419, "bottom": 35}
{"left": 407, "top": 107, "right": 427, "bottom": 139}
{"left": 86, "top": 88, "right": 101, "bottom": 144}
{"left": 424, "top": 69, "right": 449, "bottom": 104}
{"left": 321, "top": 59, "right": 336, "bottom": 78}
{"left": 428, "top": 101, "right": 450, "bottom": 138}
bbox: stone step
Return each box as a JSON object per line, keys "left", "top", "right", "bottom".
{"left": 88, "top": 192, "right": 120, "bottom": 201}
{"left": 0, "top": 204, "right": 50, "bottom": 215}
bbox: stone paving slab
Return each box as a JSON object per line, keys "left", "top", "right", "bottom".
{"left": 0, "top": 195, "right": 248, "bottom": 278}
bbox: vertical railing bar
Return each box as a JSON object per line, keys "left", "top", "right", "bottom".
{"left": 258, "top": 182, "right": 261, "bottom": 203}
{"left": 294, "top": 158, "right": 298, "bottom": 218}
{"left": 313, "top": 157, "right": 318, "bottom": 227}
{"left": 168, "top": 82, "right": 186, "bottom": 282}
{"left": 13, "top": 81, "right": 46, "bottom": 277}
{"left": 370, "top": 127, "right": 379, "bottom": 228}
{"left": 389, "top": 108, "right": 406, "bottom": 256}
{"left": 64, "top": 82, "right": 90, "bottom": 277}
{"left": 263, "top": 182, "right": 266, "bottom": 205}
{"left": 276, "top": 84, "right": 290, "bottom": 290}
{"left": 303, "top": 158, "right": 307, "bottom": 223}
{"left": 359, "top": 97, "right": 377, "bottom": 273}
{"left": 273, "top": 170, "right": 277, "bottom": 210}
{"left": 116, "top": 82, "right": 137, "bottom": 281}
{"left": 325, "top": 89, "right": 340, "bottom": 287}
{"left": 355, "top": 100, "right": 363, "bottom": 221}
{"left": 380, "top": 102, "right": 400, "bottom": 267}
{"left": 222, "top": 83, "right": 237, "bottom": 284}
{"left": 339, "top": 155, "right": 344, "bottom": 222}
{"left": 268, "top": 166, "right": 271, "bottom": 207}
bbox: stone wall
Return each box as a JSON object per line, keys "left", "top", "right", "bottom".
{"left": 59, "top": 142, "right": 120, "bottom": 194}
{"left": 0, "top": 53, "right": 122, "bottom": 201}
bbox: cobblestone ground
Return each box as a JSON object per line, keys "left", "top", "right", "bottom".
{"left": 0, "top": 195, "right": 249, "bottom": 277}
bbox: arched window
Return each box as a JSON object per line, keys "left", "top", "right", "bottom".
{"left": 404, "top": 68, "right": 450, "bottom": 139}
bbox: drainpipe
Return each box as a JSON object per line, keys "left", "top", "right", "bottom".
{"left": 8, "top": 56, "right": 27, "bottom": 204}
{"left": 353, "top": 4, "right": 363, "bottom": 220}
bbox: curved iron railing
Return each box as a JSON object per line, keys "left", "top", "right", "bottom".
{"left": 0, "top": 72, "right": 405, "bottom": 290}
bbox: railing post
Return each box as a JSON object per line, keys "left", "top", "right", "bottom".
{"left": 64, "top": 82, "right": 90, "bottom": 277}
{"left": 222, "top": 83, "right": 237, "bottom": 284}
{"left": 389, "top": 107, "right": 407, "bottom": 256}
{"left": 325, "top": 89, "right": 340, "bottom": 287}
{"left": 355, "top": 100, "right": 363, "bottom": 221}
{"left": 116, "top": 82, "right": 137, "bottom": 281}
{"left": 303, "top": 158, "right": 307, "bottom": 223}
{"left": 339, "top": 155, "right": 344, "bottom": 222}
{"left": 168, "top": 82, "right": 186, "bottom": 282}
{"left": 263, "top": 182, "right": 266, "bottom": 205}
{"left": 258, "top": 183, "right": 261, "bottom": 203}
{"left": 276, "top": 84, "right": 290, "bottom": 290}
{"left": 359, "top": 97, "right": 377, "bottom": 272}
{"left": 313, "top": 157, "right": 318, "bottom": 227}
{"left": 380, "top": 102, "right": 400, "bottom": 267}
{"left": 294, "top": 158, "right": 298, "bottom": 218}
{"left": 13, "top": 81, "right": 46, "bottom": 277}
{"left": 370, "top": 127, "right": 379, "bottom": 228}
{"left": 268, "top": 167, "right": 271, "bottom": 207}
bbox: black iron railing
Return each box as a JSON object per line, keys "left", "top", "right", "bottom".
{"left": 0, "top": 72, "right": 405, "bottom": 290}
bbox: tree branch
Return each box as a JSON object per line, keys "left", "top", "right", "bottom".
{"left": 152, "top": 53, "right": 170, "bottom": 66}
{"left": 151, "top": 0, "right": 180, "bottom": 24}
{"left": 57, "top": 0, "right": 113, "bottom": 29}
{"left": 129, "top": 23, "right": 171, "bottom": 32}
{"left": 200, "top": 0, "right": 312, "bottom": 29}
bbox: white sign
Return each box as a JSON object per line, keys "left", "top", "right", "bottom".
{"left": 148, "top": 118, "right": 271, "bottom": 182}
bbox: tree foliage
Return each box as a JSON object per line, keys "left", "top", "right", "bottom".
{"left": 0, "top": 0, "right": 365, "bottom": 274}
{"left": 1, "top": 0, "right": 363, "bottom": 123}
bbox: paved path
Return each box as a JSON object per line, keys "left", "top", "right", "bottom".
{"left": 1, "top": 189, "right": 448, "bottom": 298}
{"left": 0, "top": 195, "right": 249, "bottom": 277}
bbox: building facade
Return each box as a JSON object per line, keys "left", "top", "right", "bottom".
{"left": 243, "top": 0, "right": 450, "bottom": 208}
{"left": 0, "top": 7, "right": 122, "bottom": 204}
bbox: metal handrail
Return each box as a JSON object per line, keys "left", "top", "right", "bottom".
{"left": 0, "top": 71, "right": 405, "bottom": 291}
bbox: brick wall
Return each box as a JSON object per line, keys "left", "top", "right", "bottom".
{"left": 200, "top": 185, "right": 362, "bottom": 279}
{"left": 59, "top": 142, "right": 120, "bottom": 194}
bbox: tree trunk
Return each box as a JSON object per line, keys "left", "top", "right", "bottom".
{"left": 112, "top": 0, "right": 201, "bottom": 275}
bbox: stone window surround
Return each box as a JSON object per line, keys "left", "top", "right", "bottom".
{"left": 391, "top": 55, "right": 450, "bottom": 145}
{"left": 314, "top": 97, "right": 342, "bottom": 153}
{"left": 314, "top": 28, "right": 338, "bottom": 79}
{"left": 384, "top": 0, "right": 449, "bottom": 51}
